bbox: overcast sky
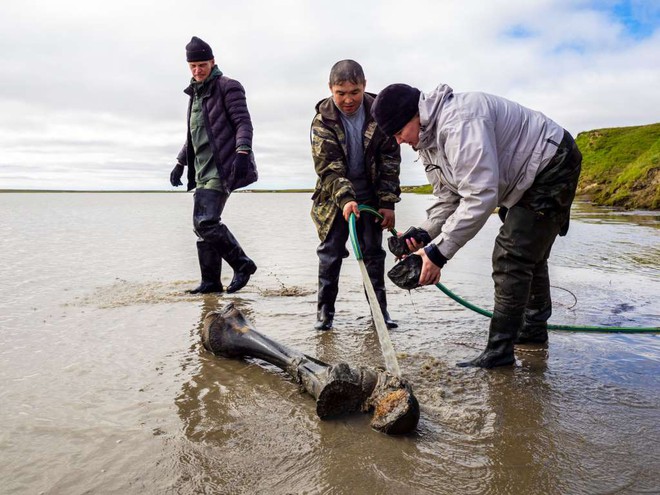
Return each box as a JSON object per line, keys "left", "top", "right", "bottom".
{"left": 0, "top": 0, "right": 658, "bottom": 191}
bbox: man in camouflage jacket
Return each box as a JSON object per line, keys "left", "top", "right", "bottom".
{"left": 310, "top": 60, "right": 401, "bottom": 330}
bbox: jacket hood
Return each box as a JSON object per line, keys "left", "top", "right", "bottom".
{"left": 418, "top": 84, "right": 454, "bottom": 148}
{"left": 315, "top": 92, "right": 377, "bottom": 121}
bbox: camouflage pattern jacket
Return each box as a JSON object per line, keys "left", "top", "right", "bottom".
{"left": 310, "top": 92, "right": 401, "bottom": 241}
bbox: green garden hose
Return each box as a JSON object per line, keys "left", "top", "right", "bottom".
{"left": 354, "top": 204, "right": 659, "bottom": 334}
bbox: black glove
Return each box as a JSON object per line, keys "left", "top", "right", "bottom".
{"left": 388, "top": 254, "right": 423, "bottom": 290}
{"left": 170, "top": 164, "right": 184, "bottom": 187}
{"left": 388, "top": 227, "right": 432, "bottom": 258}
{"left": 232, "top": 152, "right": 250, "bottom": 177}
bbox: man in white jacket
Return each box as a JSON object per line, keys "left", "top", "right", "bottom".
{"left": 372, "top": 83, "right": 582, "bottom": 368}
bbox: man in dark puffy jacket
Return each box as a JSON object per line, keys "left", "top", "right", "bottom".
{"left": 170, "top": 36, "right": 258, "bottom": 294}
{"left": 310, "top": 60, "right": 401, "bottom": 330}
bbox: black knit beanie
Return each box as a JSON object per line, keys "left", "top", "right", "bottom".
{"left": 371, "top": 83, "right": 421, "bottom": 137}
{"left": 186, "top": 36, "right": 214, "bottom": 62}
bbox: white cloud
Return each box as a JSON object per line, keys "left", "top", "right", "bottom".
{"left": 0, "top": 0, "right": 658, "bottom": 191}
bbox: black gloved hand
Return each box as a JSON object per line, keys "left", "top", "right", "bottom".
{"left": 388, "top": 227, "right": 432, "bottom": 258}
{"left": 388, "top": 254, "right": 423, "bottom": 290}
{"left": 170, "top": 164, "right": 184, "bottom": 187}
{"left": 232, "top": 152, "right": 250, "bottom": 177}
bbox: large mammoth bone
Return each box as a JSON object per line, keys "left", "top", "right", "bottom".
{"left": 202, "top": 303, "right": 419, "bottom": 435}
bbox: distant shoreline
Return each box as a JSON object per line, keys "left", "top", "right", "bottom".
{"left": 0, "top": 185, "right": 432, "bottom": 194}
{"left": 3, "top": 186, "right": 654, "bottom": 211}
{"left": 5, "top": 123, "right": 656, "bottom": 209}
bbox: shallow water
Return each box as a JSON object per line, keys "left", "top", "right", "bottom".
{"left": 0, "top": 192, "right": 658, "bottom": 494}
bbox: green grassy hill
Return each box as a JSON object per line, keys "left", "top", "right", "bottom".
{"left": 575, "top": 123, "right": 659, "bottom": 210}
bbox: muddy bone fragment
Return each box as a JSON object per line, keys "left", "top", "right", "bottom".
{"left": 202, "top": 303, "right": 420, "bottom": 435}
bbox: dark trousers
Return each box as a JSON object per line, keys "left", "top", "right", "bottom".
{"left": 316, "top": 211, "right": 388, "bottom": 315}
{"left": 192, "top": 188, "right": 252, "bottom": 276}
{"left": 492, "top": 131, "right": 582, "bottom": 325}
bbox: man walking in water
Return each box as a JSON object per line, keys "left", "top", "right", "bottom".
{"left": 170, "top": 36, "right": 258, "bottom": 294}
{"left": 310, "top": 60, "right": 401, "bottom": 330}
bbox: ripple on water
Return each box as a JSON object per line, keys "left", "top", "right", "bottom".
{"left": 398, "top": 353, "right": 495, "bottom": 439}
{"left": 70, "top": 279, "right": 203, "bottom": 308}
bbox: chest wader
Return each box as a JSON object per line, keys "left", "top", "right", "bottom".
{"left": 190, "top": 188, "right": 257, "bottom": 294}
{"left": 458, "top": 131, "right": 582, "bottom": 368}
{"left": 315, "top": 209, "right": 396, "bottom": 330}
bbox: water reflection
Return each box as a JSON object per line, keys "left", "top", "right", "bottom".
{"left": 481, "top": 349, "right": 560, "bottom": 494}
{"left": 571, "top": 200, "right": 660, "bottom": 228}
{"left": 173, "top": 297, "right": 430, "bottom": 494}
{"left": 174, "top": 297, "right": 256, "bottom": 491}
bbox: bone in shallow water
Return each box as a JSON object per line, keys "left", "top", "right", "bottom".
{"left": 202, "top": 303, "right": 420, "bottom": 435}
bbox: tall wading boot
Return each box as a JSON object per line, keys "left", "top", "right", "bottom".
{"left": 314, "top": 265, "right": 339, "bottom": 331}
{"left": 188, "top": 241, "right": 223, "bottom": 294}
{"left": 377, "top": 292, "right": 398, "bottom": 330}
{"left": 192, "top": 188, "right": 256, "bottom": 294}
{"left": 314, "top": 304, "right": 335, "bottom": 331}
{"left": 213, "top": 225, "right": 257, "bottom": 294}
{"left": 517, "top": 313, "right": 550, "bottom": 344}
{"left": 364, "top": 256, "right": 397, "bottom": 329}
{"left": 314, "top": 243, "right": 342, "bottom": 331}
{"left": 516, "top": 260, "right": 551, "bottom": 344}
{"left": 456, "top": 311, "right": 520, "bottom": 368}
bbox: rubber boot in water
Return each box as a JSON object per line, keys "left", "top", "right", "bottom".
{"left": 365, "top": 255, "right": 397, "bottom": 329}
{"left": 189, "top": 242, "right": 223, "bottom": 294}
{"left": 375, "top": 289, "right": 397, "bottom": 330}
{"left": 515, "top": 263, "right": 551, "bottom": 344}
{"left": 457, "top": 311, "right": 519, "bottom": 368}
{"left": 370, "top": 289, "right": 397, "bottom": 329}
{"left": 214, "top": 228, "right": 256, "bottom": 294}
{"left": 314, "top": 305, "right": 334, "bottom": 331}
{"left": 314, "top": 253, "right": 340, "bottom": 330}
{"left": 516, "top": 323, "right": 548, "bottom": 345}
{"left": 226, "top": 259, "right": 257, "bottom": 294}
